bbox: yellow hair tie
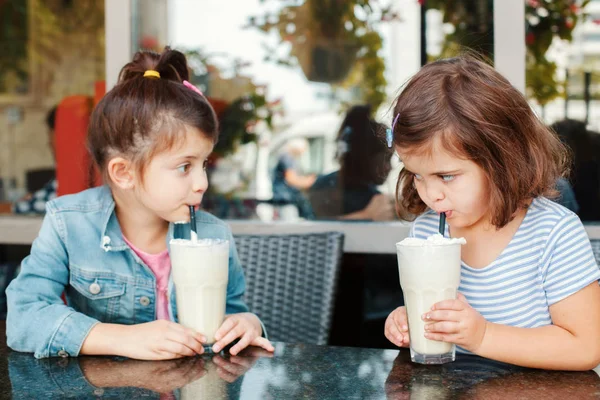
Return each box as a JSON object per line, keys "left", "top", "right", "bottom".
{"left": 143, "top": 70, "right": 160, "bottom": 79}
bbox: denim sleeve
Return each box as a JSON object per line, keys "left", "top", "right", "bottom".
{"left": 6, "top": 209, "right": 99, "bottom": 359}
{"left": 225, "top": 230, "right": 269, "bottom": 339}
{"left": 225, "top": 230, "right": 249, "bottom": 315}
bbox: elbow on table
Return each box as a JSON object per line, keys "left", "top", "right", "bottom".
{"left": 573, "top": 343, "right": 600, "bottom": 371}
{"left": 585, "top": 349, "right": 600, "bottom": 371}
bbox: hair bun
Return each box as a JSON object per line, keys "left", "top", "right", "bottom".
{"left": 118, "top": 46, "right": 190, "bottom": 84}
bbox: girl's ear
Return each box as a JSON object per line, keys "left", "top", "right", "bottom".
{"left": 107, "top": 157, "right": 136, "bottom": 190}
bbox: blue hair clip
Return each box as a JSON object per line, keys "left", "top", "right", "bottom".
{"left": 387, "top": 113, "right": 400, "bottom": 148}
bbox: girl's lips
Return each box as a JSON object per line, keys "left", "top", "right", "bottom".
{"left": 438, "top": 210, "right": 453, "bottom": 218}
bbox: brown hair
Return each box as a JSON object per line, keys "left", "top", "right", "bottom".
{"left": 87, "top": 47, "right": 218, "bottom": 184}
{"left": 392, "top": 56, "right": 569, "bottom": 228}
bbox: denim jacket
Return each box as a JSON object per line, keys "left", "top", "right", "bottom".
{"left": 6, "top": 186, "right": 250, "bottom": 359}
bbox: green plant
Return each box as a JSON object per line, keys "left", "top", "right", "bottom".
{"left": 525, "top": 0, "right": 589, "bottom": 106}
{"left": 246, "top": 0, "right": 396, "bottom": 110}
{"left": 0, "top": 0, "right": 29, "bottom": 93}
{"left": 213, "top": 93, "right": 274, "bottom": 158}
{"left": 427, "top": 0, "right": 588, "bottom": 107}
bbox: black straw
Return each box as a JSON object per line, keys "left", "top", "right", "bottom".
{"left": 189, "top": 205, "right": 197, "bottom": 236}
{"left": 438, "top": 212, "right": 446, "bottom": 236}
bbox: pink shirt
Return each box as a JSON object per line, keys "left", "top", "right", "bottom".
{"left": 123, "top": 236, "right": 171, "bottom": 320}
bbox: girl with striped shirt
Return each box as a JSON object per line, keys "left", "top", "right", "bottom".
{"left": 384, "top": 56, "right": 600, "bottom": 371}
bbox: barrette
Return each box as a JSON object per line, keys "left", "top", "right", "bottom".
{"left": 183, "top": 80, "right": 204, "bottom": 96}
{"left": 386, "top": 113, "right": 400, "bottom": 148}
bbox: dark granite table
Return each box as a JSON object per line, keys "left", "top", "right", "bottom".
{"left": 1, "top": 321, "right": 600, "bottom": 399}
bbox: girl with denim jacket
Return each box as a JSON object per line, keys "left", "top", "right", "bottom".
{"left": 6, "top": 47, "right": 274, "bottom": 360}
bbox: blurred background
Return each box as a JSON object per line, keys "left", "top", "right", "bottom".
{"left": 1, "top": 0, "right": 599, "bottom": 222}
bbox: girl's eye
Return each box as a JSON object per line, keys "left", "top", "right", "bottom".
{"left": 177, "top": 164, "right": 190, "bottom": 174}
{"left": 202, "top": 159, "right": 208, "bottom": 170}
{"left": 441, "top": 175, "right": 455, "bottom": 182}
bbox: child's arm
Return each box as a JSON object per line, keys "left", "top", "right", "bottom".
{"left": 7, "top": 212, "right": 205, "bottom": 360}
{"left": 426, "top": 284, "right": 600, "bottom": 370}
{"left": 426, "top": 214, "right": 600, "bottom": 370}
{"left": 80, "top": 320, "right": 205, "bottom": 360}
{"left": 5, "top": 212, "right": 99, "bottom": 358}
{"left": 478, "top": 282, "right": 600, "bottom": 370}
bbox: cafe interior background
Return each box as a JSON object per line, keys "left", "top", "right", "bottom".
{"left": 1, "top": 0, "right": 600, "bottom": 348}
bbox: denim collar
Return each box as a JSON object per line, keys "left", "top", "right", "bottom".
{"left": 97, "top": 185, "right": 174, "bottom": 252}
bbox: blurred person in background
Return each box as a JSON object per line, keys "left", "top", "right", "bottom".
{"left": 308, "top": 105, "right": 394, "bottom": 221}
{"left": 271, "top": 138, "right": 316, "bottom": 219}
{"left": 308, "top": 105, "right": 399, "bottom": 347}
{"left": 12, "top": 106, "right": 58, "bottom": 214}
{"left": 551, "top": 119, "right": 600, "bottom": 221}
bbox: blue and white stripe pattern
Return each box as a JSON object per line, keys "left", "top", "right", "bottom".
{"left": 409, "top": 197, "right": 600, "bottom": 353}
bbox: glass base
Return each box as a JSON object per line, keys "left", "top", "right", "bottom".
{"left": 410, "top": 347, "right": 455, "bottom": 364}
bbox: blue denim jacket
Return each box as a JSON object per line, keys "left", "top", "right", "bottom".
{"left": 6, "top": 186, "right": 250, "bottom": 359}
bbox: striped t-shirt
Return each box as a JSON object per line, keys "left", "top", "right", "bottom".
{"left": 410, "top": 197, "right": 600, "bottom": 352}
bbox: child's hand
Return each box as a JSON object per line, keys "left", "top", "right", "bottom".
{"left": 211, "top": 313, "right": 274, "bottom": 355}
{"left": 423, "top": 293, "right": 487, "bottom": 352}
{"left": 122, "top": 320, "right": 205, "bottom": 360}
{"left": 384, "top": 306, "right": 410, "bottom": 347}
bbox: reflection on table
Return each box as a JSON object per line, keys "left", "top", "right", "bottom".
{"left": 2, "top": 322, "right": 598, "bottom": 400}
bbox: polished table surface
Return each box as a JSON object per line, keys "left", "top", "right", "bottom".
{"left": 1, "top": 321, "right": 599, "bottom": 399}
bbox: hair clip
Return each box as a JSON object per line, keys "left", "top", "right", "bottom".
{"left": 387, "top": 113, "right": 400, "bottom": 148}
{"left": 183, "top": 80, "right": 204, "bottom": 96}
{"left": 143, "top": 70, "right": 160, "bottom": 79}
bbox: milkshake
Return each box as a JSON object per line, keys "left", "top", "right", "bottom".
{"left": 396, "top": 234, "right": 465, "bottom": 364}
{"left": 170, "top": 238, "right": 229, "bottom": 344}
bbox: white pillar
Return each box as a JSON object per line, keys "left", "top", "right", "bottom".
{"left": 105, "top": 0, "right": 132, "bottom": 90}
{"left": 389, "top": 0, "right": 422, "bottom": 94}
{"left": 167, "top": 0, "right": 176, "bottom": 44}
{"left": 494, "top": 0, "right": 525, "bottom": 93}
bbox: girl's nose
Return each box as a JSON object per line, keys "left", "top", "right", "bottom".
{"left": 192, "top": 169, "right": 208, "bottom": 193}
{"left": 425, "top": 181, "right": 445, "bottom": 203}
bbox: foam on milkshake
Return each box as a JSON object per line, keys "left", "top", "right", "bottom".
{"left": 398, "top": 233, "right": 466, "bottom": 247}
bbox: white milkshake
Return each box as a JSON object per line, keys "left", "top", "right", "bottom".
{"left": 396, "top": 234, "right": 465, "bottom": 364}
{"left": 170, "top": 238, "right": 229, "bottom": 344}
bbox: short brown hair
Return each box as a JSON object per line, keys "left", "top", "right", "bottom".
{"left": 87, "top": 47, "right": 218, "bottom": 184}
{"left": 391, "top": 56, "right": 569, "bottom": 228}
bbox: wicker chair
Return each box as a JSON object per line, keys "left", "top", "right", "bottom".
{"left": 233, "top": 232, "right": 344, "bottom": 345}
